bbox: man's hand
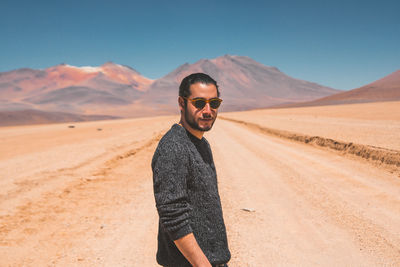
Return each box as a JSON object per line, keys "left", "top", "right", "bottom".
{"left": 174, "top": 233, "right": 212, "bottom": 267}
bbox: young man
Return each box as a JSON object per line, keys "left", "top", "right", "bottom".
{"left": 152, "top": 73, "right": 230, "bottom": 267}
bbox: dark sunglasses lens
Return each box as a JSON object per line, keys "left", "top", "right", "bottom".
{"left": 210, "top": 99, "right": 221, "bottom": 109}
{"left": 194, "top": 99, "right": 206, "bottom": 109}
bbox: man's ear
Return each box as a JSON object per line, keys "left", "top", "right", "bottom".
{"left": 178, "top": 96, "right": 185, "bottom": 112}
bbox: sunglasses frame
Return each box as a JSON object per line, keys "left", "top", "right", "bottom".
{"left": 182, "top": 96, "right": 223, "bottom": 109}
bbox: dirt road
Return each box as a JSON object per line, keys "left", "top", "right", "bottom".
{"left": 210, "top": 119, "right": 400, "bottom": 266}
{"left": 1, "top": 117, "right": 399, "bottom": 266}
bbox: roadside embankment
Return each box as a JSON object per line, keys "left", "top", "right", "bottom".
{"left": 220, "top": 116, "right": 400, "bottom": 170}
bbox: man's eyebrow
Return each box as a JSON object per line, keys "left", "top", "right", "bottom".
{"left": 192, "top": 97, "right": 218, "bottom": 100}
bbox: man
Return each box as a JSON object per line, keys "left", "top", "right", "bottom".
{"left": 152, "top": 73, "right": 230, "bottom": 267}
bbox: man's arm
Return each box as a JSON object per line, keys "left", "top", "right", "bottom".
{"left": 174, "top": 233, "right": 212, "bottom": 267}
{"left": 153, "top": 141, "right": 209, "bottom": 264}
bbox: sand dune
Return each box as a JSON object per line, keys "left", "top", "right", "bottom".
{"left": 0, "top": 102, "right": 399, "bottom": 266}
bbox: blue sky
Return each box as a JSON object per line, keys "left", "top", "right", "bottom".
{"left": 1, "top": 0, "right": 399, "bottom": 90}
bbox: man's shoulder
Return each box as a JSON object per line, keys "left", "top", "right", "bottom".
{"left": 152, "top": 124, "right": 190, "bottom": 168}
{"left": 159, "top": 123, "right": 187, "bottom": 143}
{"left": 155, "top": 124, "right": 189, "bottom": 153}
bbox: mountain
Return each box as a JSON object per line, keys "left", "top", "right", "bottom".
{"left": 0, "top": 109, "right": 119, "bottom": 127}
{"left": 0, "top": 55, "right": 343, "bottom": 124}
{"left": 143, "top": 55, "right": 340, "bottom": 113}
{"left": 274, "top": 69, "right": 400, "bottom": 108}
{"left": 0, "top": 62, "right": 153, "bottom": 114}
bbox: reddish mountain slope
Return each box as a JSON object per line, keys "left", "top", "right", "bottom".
{"left": 0, "top": 55, "right": 342, "bottom": 124}
{"left": 0, "top": 63, "right": 153, "bottom": 113}
{"left": 274, "top": 70, "right": 400, "bottom": 108}
{"left": 143, "top": 55, "right": 340, "bottom": 112}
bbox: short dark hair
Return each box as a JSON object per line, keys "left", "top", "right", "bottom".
{"left": 179, "top": 73, "right": 220, "bottom": 98}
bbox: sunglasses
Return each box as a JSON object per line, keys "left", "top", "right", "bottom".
{"left": 183, "top": 97, "right": 223, "bottom": 109}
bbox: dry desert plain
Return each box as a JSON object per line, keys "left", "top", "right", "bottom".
{"left": 0, "top": 101, "right": 400, "bottom": 266}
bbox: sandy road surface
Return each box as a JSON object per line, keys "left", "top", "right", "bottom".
{"left": 210, "top": 119, "right": 400, "bottom": 266}
{"left": 1, "top": 117, "right": 400, "bottom": 266}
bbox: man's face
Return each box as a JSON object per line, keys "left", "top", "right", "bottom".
{"left": 181, "top": 82, "right": 219, "bottom": 132}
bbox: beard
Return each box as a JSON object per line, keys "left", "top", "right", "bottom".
{"left": 184, "top": 106, "right": 216, "bottom": 132}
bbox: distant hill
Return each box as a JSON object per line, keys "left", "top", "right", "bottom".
{"left": 0, "top": 55, "right": 342, "bottom": 125}
{"left": 274, "top": 70, "right": 400, "bottom": 108}
{"left": 0, "top": 109, "right": 119, "bottom": 127}
{"left": 0, "top": 62, "right": 152, "bottom": 114}
{"left": 143, "top": 55, "right": 340, "bottom": 113}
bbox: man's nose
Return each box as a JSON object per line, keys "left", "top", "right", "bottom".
{"left": 202, "top": 102, "right": 212, "bottom": 113}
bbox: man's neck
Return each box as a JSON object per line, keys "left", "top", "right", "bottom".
{"left": 179, "top": 120, "right": 203, "bottom": 140}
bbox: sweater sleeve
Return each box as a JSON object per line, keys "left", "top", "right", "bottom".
{"left": 152, "top": 140, "right": 193, "bottom": 240}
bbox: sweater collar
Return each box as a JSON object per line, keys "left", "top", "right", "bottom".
{"left": 174, "top": 123, "right": 203, "bottom": 144}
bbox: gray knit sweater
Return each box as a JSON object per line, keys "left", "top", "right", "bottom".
{"left": 152, "top": 124, "right": 230, "bottom": 267}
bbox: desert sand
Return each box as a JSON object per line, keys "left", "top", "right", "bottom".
{"left": 1, "top": 101, "right": 400, "bottom": 266}
{"left": 222, "top": 101, "right": 400, "bottom": 151}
